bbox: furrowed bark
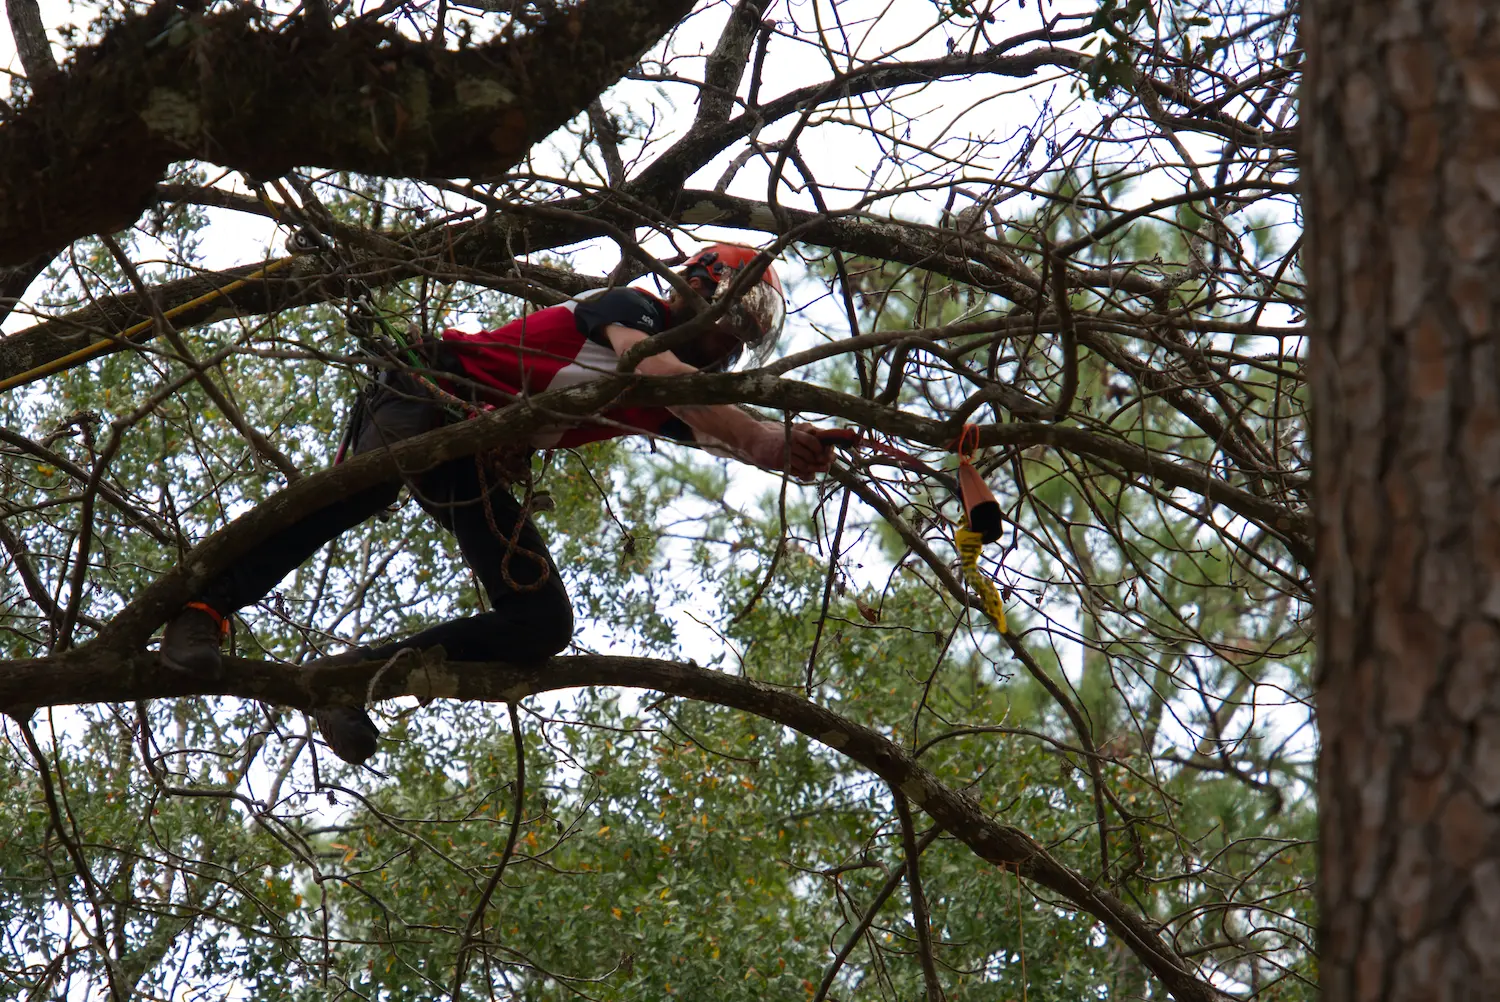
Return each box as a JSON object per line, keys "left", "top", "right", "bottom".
{"left": 1309, "top": 0, "right": 1500, "bottom": 996}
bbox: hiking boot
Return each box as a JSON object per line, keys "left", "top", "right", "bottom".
{"left": 160, "top": 604, "right": 227, "bottom": 676}
{"left": 304, "top": 646, "right": 380, "bottom": 764}
{"left": 313, "top": 706, "right": 380, "bottom": 764}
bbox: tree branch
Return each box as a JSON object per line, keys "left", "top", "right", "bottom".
{"left": 0, "top": 648, "right": 1229, "bottom": 1002}
{"left": 895, "top": 790, "right": 946, "bottom": 1001}
{"left": 0, "top": 0, "right": 696, "bottom": 265}
{"left": 0, "top": 250, "right": 53, "bottom": 327}
{"left": 0, "top": 187, "right": 1135, "bottom": 392}
{"left": 5, "top": 0, "right": 56, "bottom": 82}
{"left": 691, "top": 0, "right": 768, "bottom": 130}
{"left": 812, "top": 825, "right": 943, "bottom": 1002}
{"left": 634, "top": 41, "right": 1087, "bottom": 195}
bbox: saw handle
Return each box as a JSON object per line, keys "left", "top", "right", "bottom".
{"left": 813, "top": 427, "right": 862, "bottom": 448}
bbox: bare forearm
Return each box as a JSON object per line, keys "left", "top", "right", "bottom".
{"left": 668, "top": 403, "right": 773, "bottom": 460}
{"left": 604, "top": 322, "right": 824, "bottom": 473}
{"left": 617, "top": 327, "right": 768, "bottom": 457}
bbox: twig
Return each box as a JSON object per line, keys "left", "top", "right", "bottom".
{"left": 1046, "top": 245, "right": 1078, "bottom": 421}
{"left": 804, "top": 486, "right": 850, "bottom": 691}
{"left": 811, "top": 825, "right": 943, "bottom": 1002}
{"left": 895, "top": 790, "right": 945, "bottom": 1001}
{"left": 450, "top": 701, "right": 526, "bottom": 997}
{"left": 5, "top": 0, "right": 56, "bottom": 82}
{"left": 99, "top": 235, "right": 302, "bottom": 483}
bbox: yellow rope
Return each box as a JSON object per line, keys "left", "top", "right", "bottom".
{"left": 0, "top": 255, "right": 297, "bottom": 394}
{"left": 956, "top": 524, "right": 1007, "bottom": 634}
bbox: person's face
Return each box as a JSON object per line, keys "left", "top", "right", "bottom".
{"left": 674, "top": 322, "right": 745, "bottom": 371}
{"left": 669, "top": 274, "right": 750, "bottom": 371}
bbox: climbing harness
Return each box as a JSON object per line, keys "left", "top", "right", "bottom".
{"left": 264, "top": 188, "right": 554, "bottom": 595}
{"left": 819, "top": 422, "right": 1008, "bottom": 633}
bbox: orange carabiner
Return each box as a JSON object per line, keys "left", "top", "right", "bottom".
{"left": 954, "top": 422, "right": 981, "bottom": 460}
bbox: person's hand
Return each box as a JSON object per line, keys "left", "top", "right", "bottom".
{"left": 745, "top": 422, "right": 835, "bottom": 478}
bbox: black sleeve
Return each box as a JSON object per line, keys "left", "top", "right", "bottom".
{"left": 572, "top": 288, "right": 672, "bottom": 347}
{"left": 658, "top": 416, "right": 695, "bottom": 443}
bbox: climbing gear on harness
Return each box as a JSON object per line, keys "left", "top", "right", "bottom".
{"left": 256, "top": 178, "right": 432, "bottom": 377}
{"left": 344, "top": 287, "right": 430, "bottom": 373}
{"left": 682, "top": 243, "right": 786, "bottom": 367}
{"left": 284, "top": 227, "right": 326, "bottom": 255}
{"left": 279, "top": 210, "right": 553, "bottom": 594}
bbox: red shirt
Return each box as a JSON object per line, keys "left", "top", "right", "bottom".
{"left": 439, "top": 289, "right": 692, "bottom": 449}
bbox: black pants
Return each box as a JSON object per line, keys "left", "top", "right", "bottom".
{"left": 194, "top": 376, "right": 574, "bottom": 663}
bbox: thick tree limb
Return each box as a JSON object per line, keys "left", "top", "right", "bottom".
{"left": 0, "top": 648, "right": 1229, "bottom": 1002}
{"left": 0, "top": 185, "right": 1195, "bottom": 392}
{"left": 5, "top": 0, "right": 57, "bottom": 82}
{"left": 0, "top": 250, "right": 55, "bottom": 329}
{"left": 0, "top": 0, "right": 696, "bottom": 264}
{"left": 692, "top": 0, "right": 768, "bottom": 129}
{"left": 25, "top": 370, "right": 1304, "bottom": 661}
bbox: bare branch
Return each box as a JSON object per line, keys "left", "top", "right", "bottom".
{"left": 0, "top": 0, "right": 696, "bottom": 265}
{"left": 0, "top": 648, "right": 1231, "bottom": 1002}
{"left": 4, "top": 0, "right": 56, "bottom": 82}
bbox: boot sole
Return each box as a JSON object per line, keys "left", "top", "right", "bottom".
{"left": 160, "top": 650, "right": 222, "bottom": 677}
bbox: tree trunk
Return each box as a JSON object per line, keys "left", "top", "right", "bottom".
{"left": 1308, "top": 0, "right": 1500, "bottom": 997}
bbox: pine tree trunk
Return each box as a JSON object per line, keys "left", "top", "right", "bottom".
{"left": 1307, "top": 0, "right": 1500, "bottom": 997}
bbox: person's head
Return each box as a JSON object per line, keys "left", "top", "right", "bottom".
{"left": 666, "top": 244, "right": 786, "bottom": 372}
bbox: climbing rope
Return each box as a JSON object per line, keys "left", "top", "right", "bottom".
{"left": 474, "top": 447, "right": 552, "bottom": 593}
{"left": 0, "top": 255, "right": 299, "bottom": 394}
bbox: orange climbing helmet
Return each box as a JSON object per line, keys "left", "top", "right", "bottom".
{"left": 681, "top": 243, "right": 787, "bottom": 367}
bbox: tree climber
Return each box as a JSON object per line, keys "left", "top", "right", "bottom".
{"left": 158, "top": 245, "right": 835, "bottom": 764}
